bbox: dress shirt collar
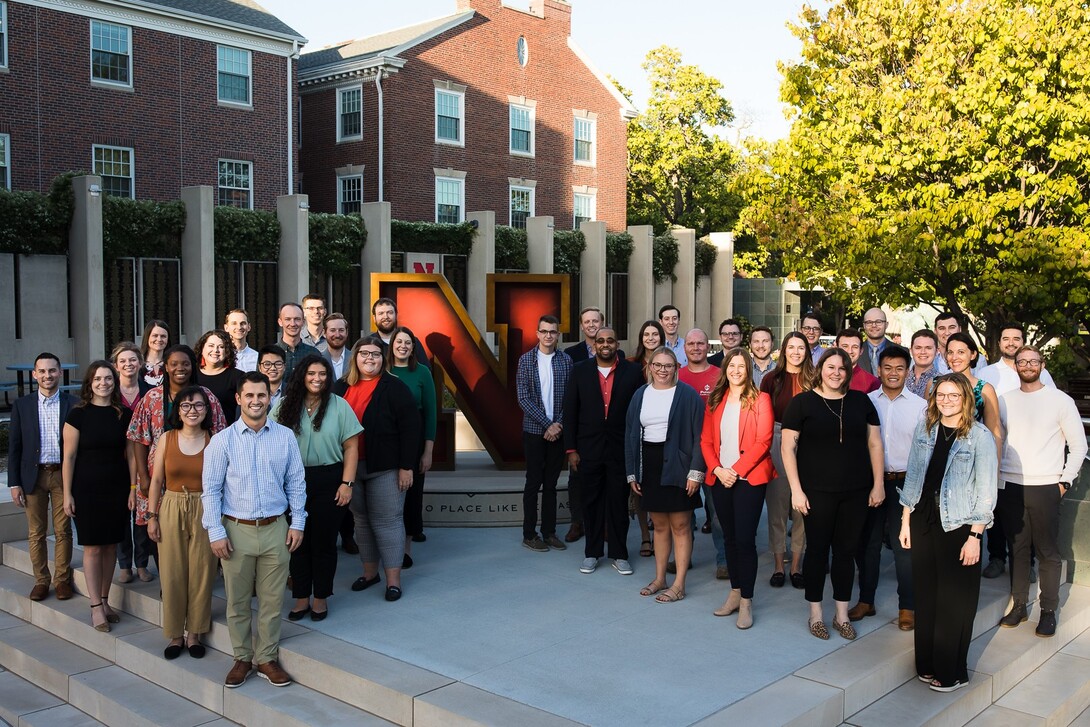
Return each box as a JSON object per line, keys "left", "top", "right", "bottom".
{"left": 38, "top": 390, "right": 60, "bottom": 405}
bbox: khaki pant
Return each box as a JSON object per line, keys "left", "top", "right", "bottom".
{"left": 24, "top": 469, "right": 72, "bottom": 587}
{"left": 766, "top": 423, "right": 806, "bottom": 556}
{"left": 159, "top": 491, "right": 216, "bottom": 639}
{"left": 221, "top": 516, "right": 289, "bottom": 664}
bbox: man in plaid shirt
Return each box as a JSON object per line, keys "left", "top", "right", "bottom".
{"left": 516, "top": 315, "right": 573, "bottom": 552}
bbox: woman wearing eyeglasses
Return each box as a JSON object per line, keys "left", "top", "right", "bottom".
{"left": 628, "top": 320, "right": 667, "bottom": 556}
{"left": 943, "top": 333, "right": 1003, "bottom": 460}
{"left": 899, "top": 373, "right": 997, "bottom": 692}
{"left": 625, "top": 347, "right": 706, "bottom": 603}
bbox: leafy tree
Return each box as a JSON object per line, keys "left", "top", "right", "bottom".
{"left": 623, "top": 47, "right": 744, "bottom": 237}
{"left": 740, "top": 0, "right": 1090, "bottom": 358}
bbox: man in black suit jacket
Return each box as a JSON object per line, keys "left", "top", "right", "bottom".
{"left": 562, "top": 328, "right": 644, "bottom": 574}
{"left": 8, "top": 352, "right": 77, "bottom": 601}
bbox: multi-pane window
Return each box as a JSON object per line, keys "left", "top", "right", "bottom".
{"left": 338, "top": 175, "right": 362, "bottom": 215}
{"left": 218, "top": 159, "right": 252, "bottom": 208}
{"left": 510, "top": 104, "right": 534, "bottom": 155}
{"left": 0, "top": 2, "right": 8, "bottom": 70}
{"left": 510, "top": 186, "right": 534, "bottom": 229}
{"left": 435, "top": 89, "right": 463, "bottom": 144}
{"left": 0, "top": 134, "right": 9, "bottom": 190}
{"left": 436, "top": 177, "right": 464, "bottom": 223}
{"left": 217, "top": 46, "right": 251, "bottom": 104}
{"left": 574, "top": 193, "right": 595, "bottom": 228}
{"left": 91, "top": 21, "right": 131, "bottom": 86}
{"left": 92, "top": 145, "right": 134, "bottom": 198}
{"left": 574, "top": 118, "right": 595, "bottom": 164}
{"left": 338, "top": 86, "right": 362, "bottom": 141}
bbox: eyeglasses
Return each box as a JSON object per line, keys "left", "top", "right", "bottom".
{"left": 178, "top": 402, "right": 207, "bottom": 412}
{"left": 538, "top": 329, "right": 559, "bottom": 336}
{"left": 357, "top": 350, "right": 383, "bottom": 360}
{"left": 863, "top": 320, "right": 886, "bottom": 326}
{"left": 1015, "top": 359, "right": 1042, "bottom": 368}
{"left": 650, "top": 362, "right": 676, "bottom": 371}
{"left": 935, "top": 393, "right": 963, "bottom": 401}
{"left": 801, "top": 325, "right": 821, "bottom": 333}
{"left": 259, "top": 361, "right": 285, "bottom": 370}
{"left": 721, "top": 332, "right": 741, "bottom": 339}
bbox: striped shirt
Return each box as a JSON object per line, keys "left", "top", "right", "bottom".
{"left": 201, "top": 417, "right": 307, "bottom": 543}
{"left": 37, "top": 391, "right": 62, "bottom": 464}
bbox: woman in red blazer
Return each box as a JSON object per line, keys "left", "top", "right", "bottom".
{"left": 701, "top": 348, "right": 776, "bottom": 629}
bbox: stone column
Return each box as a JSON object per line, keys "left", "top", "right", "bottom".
{"left": 277, "top": 195, "right": 310, "bottom": 306}
{"left": 695, "top": 276, "right": 712, "bottom": 336}
{"left": 467, "top": 211, "right": 495, "bottom": 345}
{"left": 360, "top": 201, "right": 391, "bottom": 322}
{"left": 181, "top": 186, "right": 215, "bottom": 346}
{"left": 69, "top": 175, "right": 105, "bottom": 363}
{"left": 526, "top": 216, "right": 554, "bottom": 274}
{"left": 627, "top": 225, "right": 654, "bottom": 350}
{"left": 579, "top": 220, "right": 607, "bottom": 313}
{"left": 709, "top": 231, "right": 734, "bottom": 333}
{"left": 672, "top": 227, "right": 696, "bottom": 335}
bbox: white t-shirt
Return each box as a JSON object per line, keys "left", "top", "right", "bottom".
{"left": 718, "top": 400, "right": 741, "bottom": 470}
{"left": 640, "top": 386, "right": 677, "bottom": 442}
{"left": 538, "top": 350, "right": 555, "bottom": 421}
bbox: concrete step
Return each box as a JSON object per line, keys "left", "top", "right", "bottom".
{"left": 0, "top": 623, "right": 110, "bottom": 701}
{"left": 69, "top": 664, "right": 224, "bottom": 727}
{"left": 0, "top": 669, "right": 67, "bottom": 726}
{"left": 845, "top": 672, "right": 994, "bottom": 726}
{"left": 988, "top": 633, "right": 1090, "bottom": 726}
{"left": 17, "top": 704, "right": 106, "bottom": 727}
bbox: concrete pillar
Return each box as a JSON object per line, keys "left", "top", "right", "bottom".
{"left": 277, "top": 195, "right": 310, "bottom": 307}
{"left": 579, "top": 220, "right": 607, "bottom": 313}
{"left": 709, "top": 232, "right": 734, "bottom": 335}
{"left": 360, "top": 201, "right": 391, "bottom": 322}
{"left": 181, "top": 186, "right": 215, "bottom": 345}
{"left": 627, "top": 225, "right": 655, "bottom": 349}
{"left": 69, "top": 175, "right": 105, "bottom": 364}
{"left": 466, "top": 211, "right": 495, "bottom": 339}
{"left": 695, "top": 276, "right": 712, "bottom": 337}
{"left": 672, "top": 228, "right": 696, "bottom": 335}
{"left": 654, "top": 280, "right": 671, "bottom": 315}
{"left": 526, "top": 216, "right": 554, "bottom": 274}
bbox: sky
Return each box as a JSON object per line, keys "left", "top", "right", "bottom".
{"left": 258, "top": 0, "right": 815, "bottom": 141}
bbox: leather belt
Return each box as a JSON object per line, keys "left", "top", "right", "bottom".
{"left": 884, "top": 471, "right": 906, "bottom": 480}
{"left": 224, "top": 513, "right": 283, "bottom": 527}
{"left": 37, "top": 464, "right": 61, "bottom": 472}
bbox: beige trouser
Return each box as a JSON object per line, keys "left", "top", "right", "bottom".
{"left": 24, "top": 469, "right": 72, "bottom": 587}
{"left": 221, "top": 516, "right": 289, "bottom": 664}
{"left": 159, "top": 490, "right": 216, "bottom": 639}
{"left": 766, "top": 423, "right": 806, "bottom": 556}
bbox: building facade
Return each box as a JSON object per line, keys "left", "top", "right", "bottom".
{"left": 298, "top": 0, "right": 634, "bottom": 231}
{"left": 0, "top": 0, "right": 304, "bottom": 210}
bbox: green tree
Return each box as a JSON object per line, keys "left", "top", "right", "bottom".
{"left": 623, "top": 47, "right": 744, "bottom": 237}
{"left": 740, "top": 0, "right": 1090, "bottom": 358}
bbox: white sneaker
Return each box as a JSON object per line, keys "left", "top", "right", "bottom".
{"left": 580, "top": 557, "right": 598, "bottom": 574}
{"left": 612, "top": 559, "right": 634, "bottom": 575}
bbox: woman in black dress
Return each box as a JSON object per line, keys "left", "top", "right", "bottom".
{"left": 62, "top": 361, "right": 137, "bottom": 632}
{"left": 195, "top": 329, "right": 244, "bottom": 424}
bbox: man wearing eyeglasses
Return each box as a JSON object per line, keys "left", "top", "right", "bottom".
{"left": 707, "top": 319, "right": 742, "bottom": 367}
{"left": 300, "top": 294, "right": 328, "bottom": 353}
{"left": 516, "top": 316, "right": 574, "bottom": 552}
{"left": 257, "top": 346, "right": 287, "bottom": 408}
{"left": 800, "top": 312, "right": 825, "bottom": 363}
{"left": 858, "top": 308, "right": 894, "bottom": 376}
{"left": 997, "top": 345, "right": 1086, "bottom": 637}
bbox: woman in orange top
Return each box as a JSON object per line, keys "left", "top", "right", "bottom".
{"left": 701, "top": 348, "right": 776, "bottom": 628}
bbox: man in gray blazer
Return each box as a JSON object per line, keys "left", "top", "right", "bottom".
{"left": 8, "top": 353, "right": 77, "bottom": 601}
{"left": 858, "top": 308, "right": 894, "bottom": 375}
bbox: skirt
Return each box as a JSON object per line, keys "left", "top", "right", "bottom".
{"left": 638, "top": 442, "right": 700, "bottom": 513}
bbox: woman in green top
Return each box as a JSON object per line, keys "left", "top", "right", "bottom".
{"left": 387, "top": 326, "right": 437, "bottom": 566}
{"left": 274, "top": 354, "right": 362, "bottom": 621}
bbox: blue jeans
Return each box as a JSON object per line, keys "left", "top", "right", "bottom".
{"left": 703, "top": 483, "right": 726, "bottom": 567}
{"left": 855, "top": 477, "right": 914, "bottom": 609}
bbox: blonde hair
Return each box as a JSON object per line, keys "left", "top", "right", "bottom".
{"left": 925, "top": 373, "right": 975, "bottom": 439}
{"left": 645, "top": 346, "right": 679, "bottom": 386}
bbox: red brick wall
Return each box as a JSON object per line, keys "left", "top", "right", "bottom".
{"left": 0, "top": 2, "right": 296, "bottom": 209}
{"left": 299, "top": 0, "right": 627, "bottom": 230}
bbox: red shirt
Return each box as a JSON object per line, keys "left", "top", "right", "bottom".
{"left": 679, "top": 365, "right": 720, "bottom": 401}
{"left": 343, "top": 377, "right": 381, "bottom": 456}
{"left": 850, "top": 365, "right": 881, "bottom": 394}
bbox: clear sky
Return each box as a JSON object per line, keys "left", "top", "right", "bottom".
{"left": 258, "top": 0, "right": 813, "bottom": 141}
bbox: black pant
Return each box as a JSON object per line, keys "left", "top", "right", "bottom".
{"left": 580, "top": 458, "right": 629, "bottom": 559}
{"left": 291, "top": 464, "right": 345, "bottom": 599}
{"left": 911, "top": 510, "right": 980, "bottom": 685}
{"left": 855, "top": 477, "right": 914, "bottom": 608}
{"left": 1002, "top": 482, "right": 1063, "bottom": 611}
{"left": 986, "top": 491, "right": 1008, "bottom": 563}
{"left": 802, "top": 488, "right": 869, "bottom": 603}
{"left": 712, "top": 480, "right": 766, "bottom": 599}
{"left": 403, "top": 468, "right": 426, "bottom": 537}
{"left": 339, "top": 508, "right": 355, "bottom": 547}
{"left": 118, "top": 509, "right": 156, "bottom": 570}
{"left": 567, "top": 468, "right": 584, "bottom": 523}
{"left": 522, "top": 432, "right": 564, "bottom": 539}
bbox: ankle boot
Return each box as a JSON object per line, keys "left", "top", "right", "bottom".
{"left": 714, "top": 589, "right": 741, "bottom": 617}
{"left": 737, "top": 598, "right": 753, "bottom": 630}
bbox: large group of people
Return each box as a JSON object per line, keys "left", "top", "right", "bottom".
{"left": 5, "top": 296, "right": 1086, "bottom": 696}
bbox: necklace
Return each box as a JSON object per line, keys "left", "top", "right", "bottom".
{"left": 305, "top": 398, "right": 320, "bottom": 416}
{"left": 940, "top": 423, "right": 958, "bottom": 442}
{"left": 819, "top": 391, "right": 845, "bottom": 443}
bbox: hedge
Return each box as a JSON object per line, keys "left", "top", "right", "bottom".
{"left": 309, "top": 212, "right": 366, "bottom": 275}
{"left": 103, "top": 197, "right": 185, "bottom": 259}
{"left": 214, "top": 206, "right": 280, "bottom": 262}
{"left": 391, "top": 220, "right": 475, "bottom": 256}
{"left": 652, "top": 231, "right": 679, "bottom": 283}
{"left": 606, "top": 232, "right": 634, "bottom": 273}
{"left": 0, "top": 172, "right": 81, "bottom": 255}
{"left": 695, "top": 238, "right": 719, "bottom": 281}
{"left": 495, "top": 225, "right": 528, "bottom": 270}
{"left": 553, "top": 229, "right": 585, "bottom": 274}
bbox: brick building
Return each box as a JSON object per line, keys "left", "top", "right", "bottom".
{"left": 0, "top": 0, "right": 304, "bottom": 210}
{"left": 297, "top": 0, "right": 635, "bottom": 231}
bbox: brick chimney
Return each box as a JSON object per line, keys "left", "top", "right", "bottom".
{"left": 528, "top": 0, "right": 571, "bottom": 33}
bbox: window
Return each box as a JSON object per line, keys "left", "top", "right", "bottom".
{"left": 509, "top": 104, "right": 534, "bottom": 156}
{"left": 337, "top": 86, "right": 362, "bottom": 141}
{"left": 91, "top": 20, "right": 131, "bottom": 86}
{"left": 435, "top": 89, "right": 463, "bottom": 145}
{"left": 218, "top": 159, "right": 252, "bottom": 208}
{"left": 92, "top": 145, "right": 134, "bottom": 198}
{"left": 0, "top": 2, "right": 8, "bottom": 70}
{"left": 217, "top": 46, "right": 251, "bottom": 105}
{"left": 435, "top": 177, "right": 464, "bottom": 223}
{"left": 574, "top": 117, "right": 596, "bottom": 165}
{"left": 574, "top": 192, "right": 595, "bottom": 228}
{"left": 510, "top": 186, "right": 534, "bottom": 229}
{"left": 338, "top": 175, "right": 362, "bottom": 215}
{"left": 0, "top": 134, "right": 9, "bottom": 190}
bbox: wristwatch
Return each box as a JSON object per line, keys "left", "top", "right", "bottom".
{"left": 968, "top": 531, "right": 983, "bottom": 540}
{"left": 1061, "top": 481, "right": 1072, "bottom": 492}
{"left": 341, "top": 480, "right": 354, "bottom": 487}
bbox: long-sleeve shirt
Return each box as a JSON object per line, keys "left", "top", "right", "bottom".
{"left": 201, "top": 418, "right": 307, "bottom": 543}
{"left": 999, "top": 387, "right": 1088, "bottom": 485}
{"left": 516, "top": 347, "right": 573, "bottom": 435}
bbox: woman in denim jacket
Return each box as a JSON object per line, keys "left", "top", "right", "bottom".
{"left": 898, "top": 373, "right": 997, "bottom": 693}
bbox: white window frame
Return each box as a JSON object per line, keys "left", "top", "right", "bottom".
{"left": 0, "top": 2, "right": 9, "bottom": 70}
{"left": 337, "top": 173, "right": 363, "bottom": 215}
{"left": 89, "top": 19, "right": 132, "bottom": 88}
{"left": 434, "top": 87, "right": 465, "bottom": 147}
{"left": 509, "top": 184, "right": 535, "bottom": 229}
{"left": 217, "top": 159, "right": 253, "bottom": 209}
{"left": 337, "top": 85, "right": 363, "bottom": 142}
{"left": 0, "top": 133, "right": 9, "bottom": 190}
{"left": 217, "top": 45, "right": 252, "bottom": 107}
{"left": 574, "top": 191, "right": 596, "bottom": 228}
{"left": 92, "top": 144, "right": 135, "bottom": 199}
{"left": 509, "top": 103, "right": 535, "bottom": 157}
{"left": 573, "top": 115, "right": 596, "bottom": 166}
{"left": 434, "top": 173, "right": 465, "bottom": 224}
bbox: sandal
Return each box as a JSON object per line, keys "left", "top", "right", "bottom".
{"left": 640, "top": 580, "right": 666, "bottom": 597}
{"left": 929, "top": 679, "right": 966, "bottom": 693}
{"left": 89, "top": 603, "right": 111, "bottom": 633}
{"left": 639, "top": 540, "right": 653, "bottom": 557}
{"left": 808, "top": 619, "right": 830, "bottom": 640}
{"left": 655, "top": 587, "right": 685, "bottom": 604}
{"left": 832, "top": 620, "right": 857, "bottom": 640}
{"left": 102, "top": 600, "right": 121, "bottom": 624}
{"left": 917, "top": 674, "right": 935, "bottom": 683}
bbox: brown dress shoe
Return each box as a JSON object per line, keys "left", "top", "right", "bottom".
{"left": 54, "top": 581, "right": 74, "bottom": 600}
{"left": 898, "top": 609, "right": 915, "bottom": 631}
{"left": 564, "top": 522, "right": 584, "bottom": 543}
{"left": 256, "top": 660, "right": 292, "bottom": 687}
{"left": 847, "top": 602, "right": 875, "bottom": 622}
{"left": 225, "top": 660, "right": 253, "bottom": 688}
{"left": 29, "top": 584, "right": 49, "bottom": 601}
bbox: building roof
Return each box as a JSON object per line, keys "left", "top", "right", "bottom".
{"left": 300, "top": 10, "right": 474, "bottom": 70}
{"left": 121, "top": 0, "right": 305, "bottom": 41}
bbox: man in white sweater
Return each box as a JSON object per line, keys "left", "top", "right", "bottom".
{"left": 997, "top": 345, "right": 1088, "bottom": 637}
